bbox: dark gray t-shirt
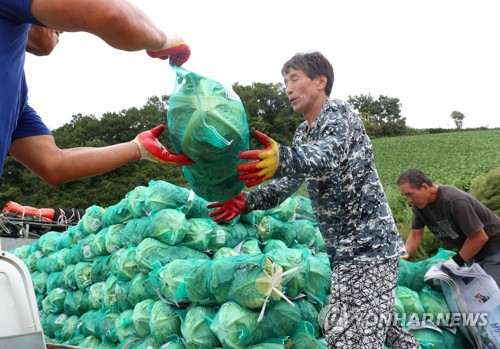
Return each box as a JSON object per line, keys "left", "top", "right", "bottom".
{"left": 412, "top": 185, "right": 500, "bottom": 261}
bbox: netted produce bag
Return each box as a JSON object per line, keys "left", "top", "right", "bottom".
{"left": 293, "top": 299, "right": 321, "bottom": 337}
{"left": 263, "top": 197, "right": 300, "bottom": 222}
{"left": 124, "top": 185, "right": 148, "bottom": 218}
{"left": 25, "top": 250, "right": 43, "bottom": 272}
{"left": 143, "top": 179, "right": 210, "bottom": 218}
{"left": 148, "top": 258, "right": 207, "bottom": 305}
{"left": 115, "top": 246, "right": 139, "bottom": 281}
{"left": 60, "top": 314, "right": 81, "bottom": 342}
{"left": 58, "top": 225, "right": 86, "bottom": 250}
{"left": 32, "top": 270, "right": 49, "bottom": 294}
{"left": 287, "top": 320, "right": 328, "bottom": 349}
{"left": 104, "top": 224, "right": 125, "bottom": 254}
{"left": 46, "top": 248, "right": 69, "bottom": 272}
{"left": 46, "top": 270, "right": 65, "bottom": 292}
{"left": 210, "top": 301, "right": 302, "bottom": 349}
{"left": 240, "top": 209, "right": 266, "bottom": 226}
{"left": 180, "top": 217, "right": 217, "bottom": 252}
{"left": 77, "top": 335, "right": 101, "bottom": 348}
{"left": 87, "top": 281, "right": 105, "bottom": 310}
{"left": 90, "top": 254, "right": 111, "bottom": 283}
{"left": 418, "top": 286, "right": 451, "bottom": 318}
{"left": 264, "top": 246, "right": 311, "bottom": 298}
{"left": 64, "top": 289, "right": 87, "bottom": 316}
{"left": 117, "top": 336, "right": 163, "bottom": 349}
{"left": 66, "top": 233, "right": 97, "bottom": 264}
{"left": 115, "top": 309, "right": 136, "bottom": 343}
{"left": 44, "top": 312, "right": 67, "bottom": 339}
{"left": 79, "top": 309, "right": 101, "bottom": 337}
{"left": 37, "top": 230, "right": 61, "bottom": 255}
{"left": 150, "top": 208, "right": 189, "bottom": 245}
{"left": 74, "top": 261, "right": 93, "bottom": 290}
{"left": 417, "top": 248, "right": 457, "bottom": 273}
{"left": 303, "top": 256, "right": 331, "bottom": 307}
{"left": 77, "top": 205, "right": 104, "bottom": 235}
{"left": 257, "top": 215, "right": 317, "bottom": 247}
{"left": 238, "top": 238, "right": 262, "bottom": 255}
{"left": 410, "top": 327, "right": 469, "bottom": 349}
{"left": 166, "top": 64, "right": 250, "bottom": 202}
{"left": 180, "top": 305, "right": 221, "bottom": 349}
{"left": 208, "top": 222, "right": 258, "bottom": 250}
{"left": 394, "top": 295, "right": 405, "bottom": 318}
{"left": 212, "top": 247, "right": 240, "bottom": 259}
{"left": 149, "top": 300, "right": 182, "bottom": 343}
{"left": 101, "top": 198, "right": 134, "bottom": 227}
{"left": 247, "top": 338, "right": 288, "bottom": 348}
{"left": 131, "top": 299, "right": 155, "bottom": 338}
{"left": 10, "top": 244, "right": 31, "bottom": 259}
{"left": 121, "top": 215, "right": 152, "bottom": 246}
{"left": 397, "top": 258, "right": 426, "bottom": 291}
{"left": 396, "top": 285, "right": 425, "bottom": 320}
{"left": 122, "top": 271, "right": 159, "bottom": 310}
{"left": 94, "top": 310, "right": 119, "bottom": 343}
{"left": 135, "top": 237, "right": 209, "bottom": 273}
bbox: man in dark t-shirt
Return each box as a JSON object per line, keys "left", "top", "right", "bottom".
{"left": 397, "top": 169, "right": 500, "bottom": 287}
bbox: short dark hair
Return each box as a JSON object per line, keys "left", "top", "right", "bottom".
{"left": 396, "top": 169, "right": 433, "bottom": 188}
{"left": 281, "top": 51, "right": 334, "bottom": 96}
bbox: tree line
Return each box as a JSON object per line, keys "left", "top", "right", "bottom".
{"left": 0, "top": 82, "right": 415, "bottom": 209}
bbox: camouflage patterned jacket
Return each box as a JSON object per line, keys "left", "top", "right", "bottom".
{"left": 245, "top": 99, "right": 406, "bottom": 264}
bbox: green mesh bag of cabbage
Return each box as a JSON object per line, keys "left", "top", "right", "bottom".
{"left": 166, "top": 64, "right": 250, "bottom": 202}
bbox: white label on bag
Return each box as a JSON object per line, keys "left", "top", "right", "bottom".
{"left": 216, "top": 230, "right": 226, "bottom": 244}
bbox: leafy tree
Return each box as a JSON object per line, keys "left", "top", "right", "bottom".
{"left": 450, "top": 110, "right": 465, "bottom": 129}
{"left": 347, "top": 94, "right": 407, "bottom": 137}
{"left": 233, "top": 82, "right": 302, "bottom": 147}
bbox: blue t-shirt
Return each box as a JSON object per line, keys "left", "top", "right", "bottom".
{"left": 0, "top": 0, "right": 51, "bottom": 177}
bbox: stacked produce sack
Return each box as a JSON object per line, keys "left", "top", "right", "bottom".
{"left": 395, "top": 248, "right": 470, "bottom": 349}
{"left": 10, "top": 180, "right": 331, "bottom": 349}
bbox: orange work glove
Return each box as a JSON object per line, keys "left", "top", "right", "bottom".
{"left": 146, "top": 32, "right": 191, "bottom": 66}
{"left": 237, "top": 130, "right": 279, "bottom": 188}
{"left": 132, "top": 125, "right": 193, "bottom": 165}
{"left": 207, "top": 192, "right": 246, "bottom": 223}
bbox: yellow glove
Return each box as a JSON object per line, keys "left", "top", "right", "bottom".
{"left": 237, "top": 130, "right": 279, "bottom": 188}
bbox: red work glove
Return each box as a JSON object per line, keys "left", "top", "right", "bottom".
{"left": 146, "top": 32, "right": 191, "bottom": 66}
{"left": 207, "top": 192, "right": 246, "bottom": 223}
{"left": 132, "top": 125, "right": 193, "bottom": 165}
{"left": 237, "top": 130, "right": 279, "bottom": 188}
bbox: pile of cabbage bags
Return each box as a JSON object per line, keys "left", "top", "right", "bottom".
{"left": 12, "top": 179, "right": 331, "bottom": 349}
{"left": 395, "top": 249, "right": 470, "bottom": 349}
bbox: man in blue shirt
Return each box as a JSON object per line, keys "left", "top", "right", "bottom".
{"left": 1, "top": 0, "right": 192, "bottom": 185}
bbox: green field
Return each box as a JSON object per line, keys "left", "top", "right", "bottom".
{"left": 372, "top": 129, "right": 500, "bottom": 259}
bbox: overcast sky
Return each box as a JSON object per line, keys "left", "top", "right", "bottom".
{"left": 24, "top": 0, "right": 500, "bottom": 131}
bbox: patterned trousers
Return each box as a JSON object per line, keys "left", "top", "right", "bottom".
{"left": 325, "top": 258, "right": 421, "bottom": 349}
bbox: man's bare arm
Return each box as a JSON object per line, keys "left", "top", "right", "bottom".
{"left": 30, "top": 0, "right": 166, "bottom": 51}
